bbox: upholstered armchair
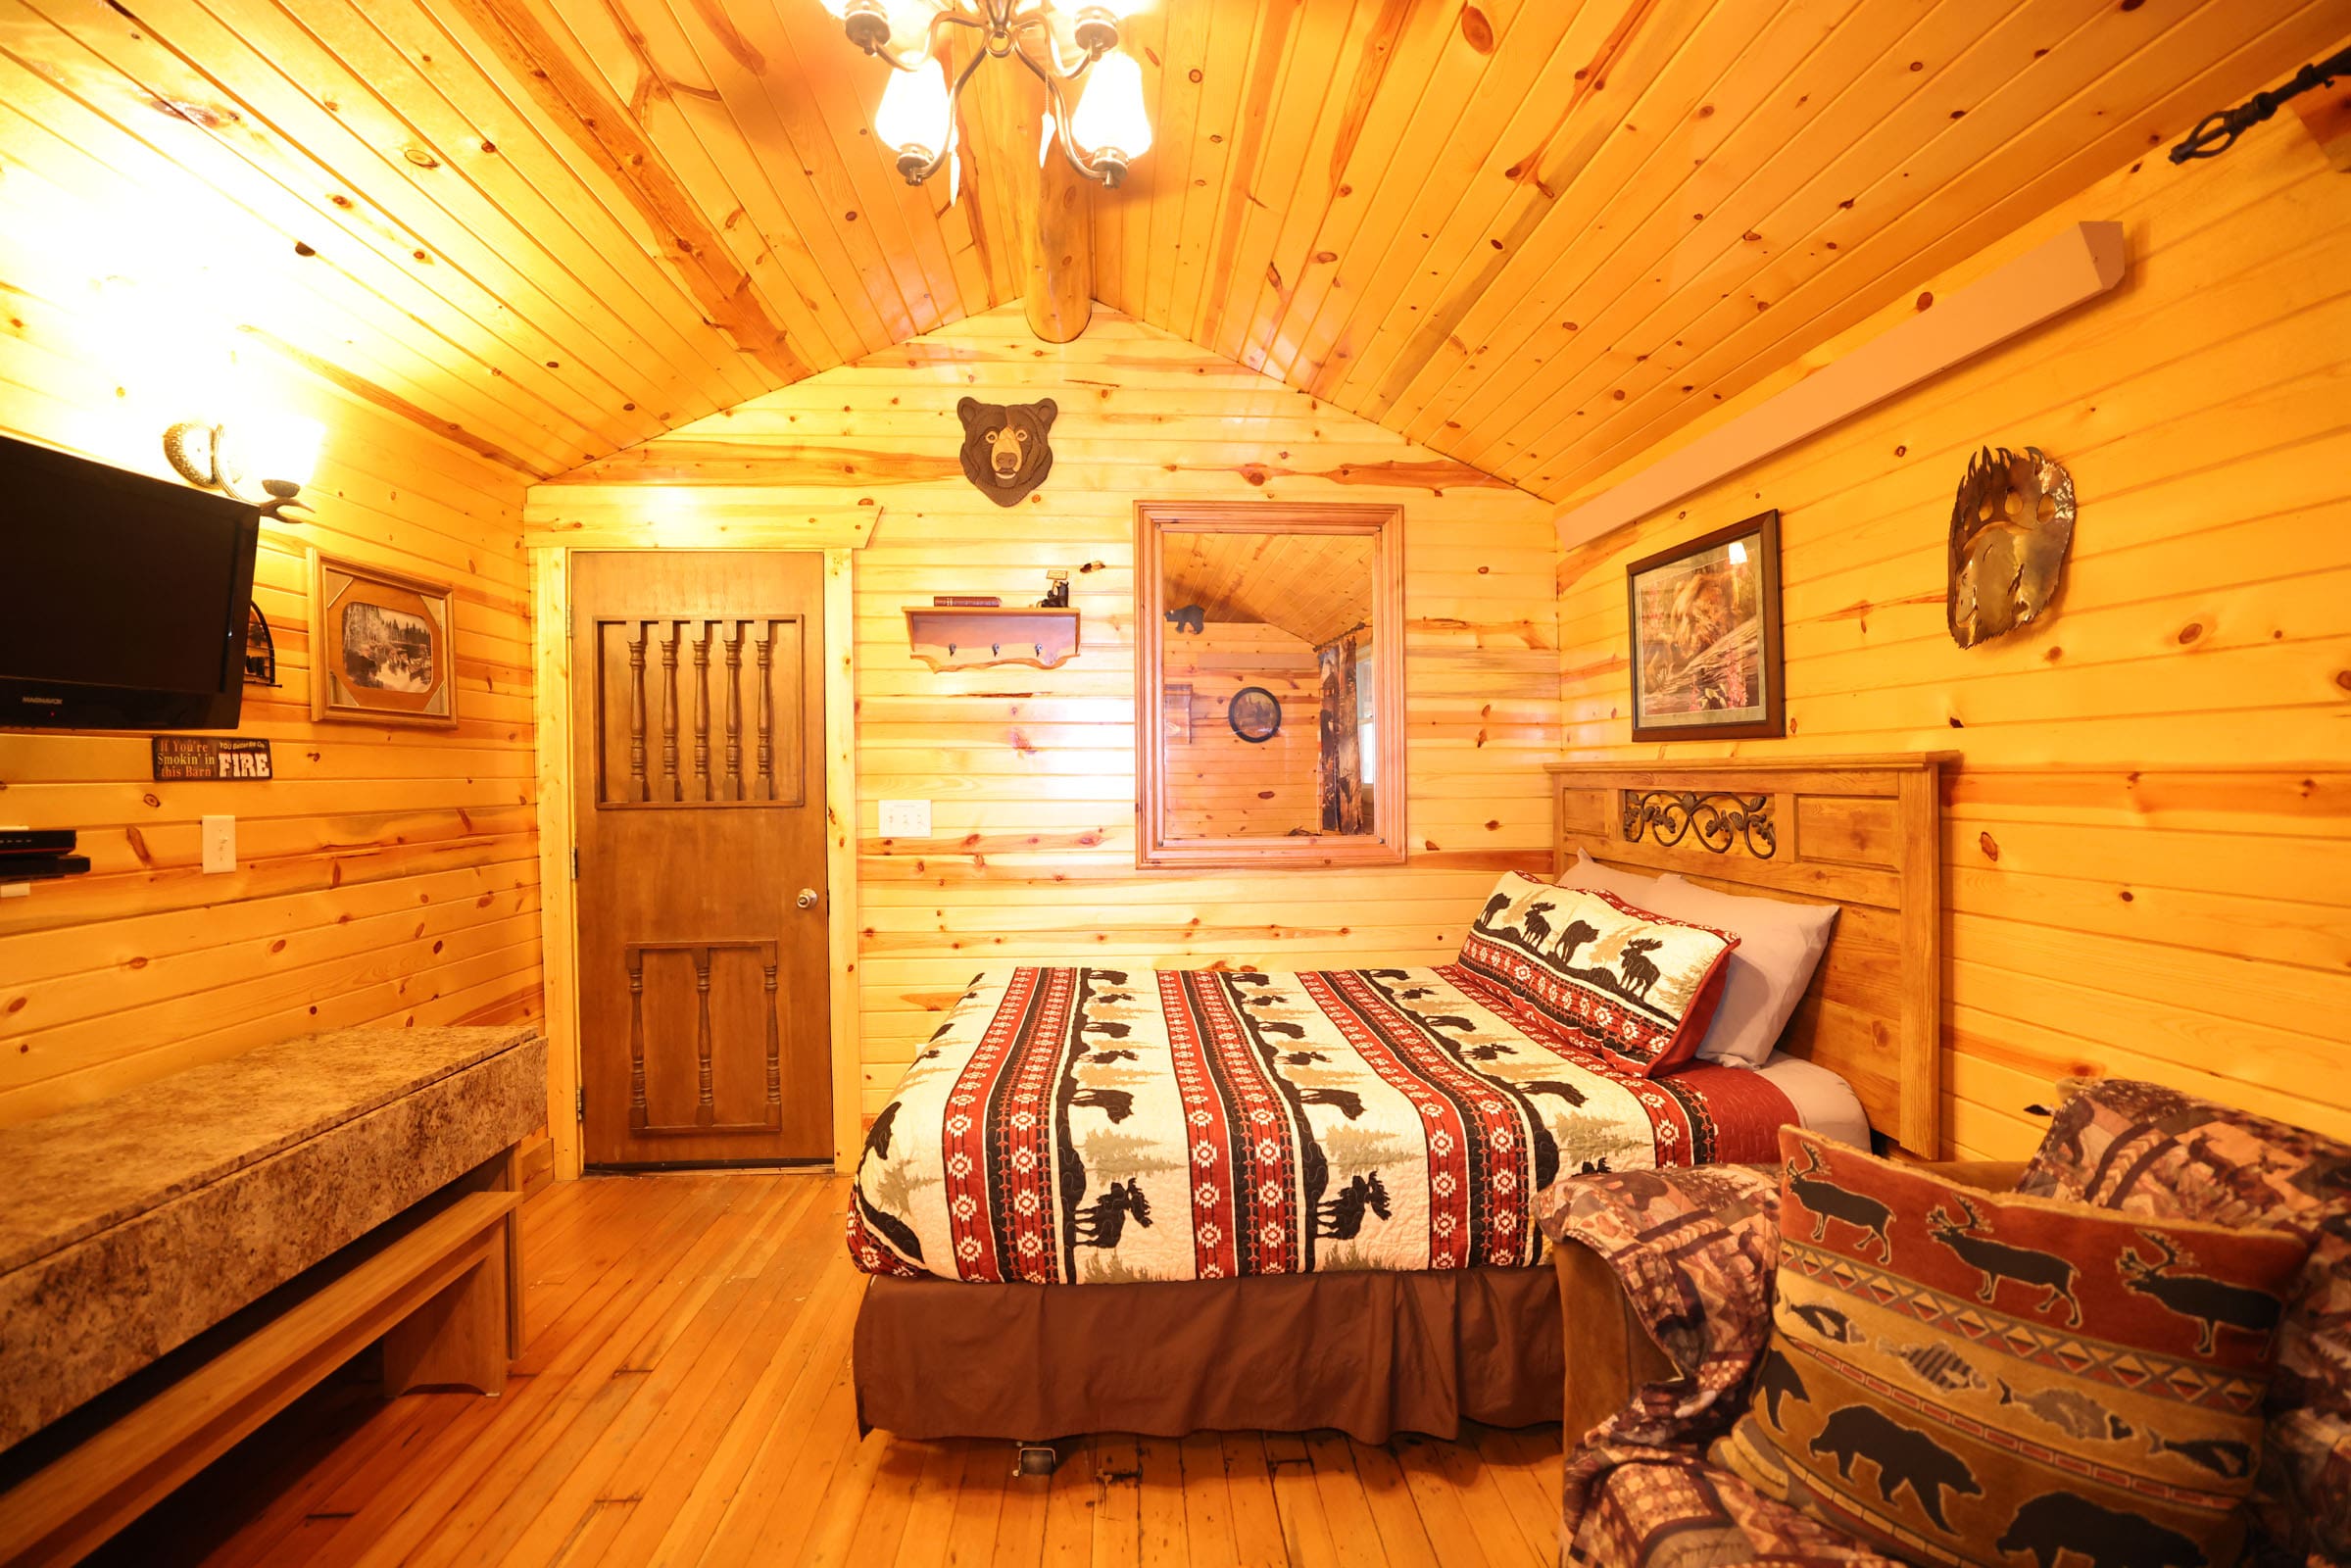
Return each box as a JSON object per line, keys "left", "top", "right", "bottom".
{"left": 1540, "top": 1082, "right": 2351, "bottom": 1567}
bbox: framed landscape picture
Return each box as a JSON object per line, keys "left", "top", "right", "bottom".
{"left": 308, "top": 550, "right": 459, "bottom": 728}
{"left": 1625, "top": 510, "right": 1785, "bottom": 742}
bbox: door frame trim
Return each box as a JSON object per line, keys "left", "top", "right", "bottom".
{"left": 529, "top": 521, "right": 874, "bottom": 1178}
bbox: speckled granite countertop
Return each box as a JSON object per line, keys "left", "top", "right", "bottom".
{"left": 0, "top": 1024, "right": 541, "bottom": 1276}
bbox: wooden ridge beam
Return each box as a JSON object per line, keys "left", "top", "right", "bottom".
{"left": 1552, "top": 220, "right": 2130, "bottom": 549}
{"left": 958, "top": 41, "right": 1095, "bottom": 343}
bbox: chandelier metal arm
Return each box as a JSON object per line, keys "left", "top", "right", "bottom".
{"left": 1008, "top": 39, "right": 1127, "bottom": 187}
{"left": 1003, "top": 10, "right": 1101, "bottom": 82}
{"left": 856, "top": 10, "right": 981, "bottom": 74}
{"left": 858, "top": 1, "right": 1093, "bottom": 76}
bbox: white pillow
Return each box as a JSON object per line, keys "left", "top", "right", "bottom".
{"left": 1634, "top": 875, "right": 1839, "bottom": 1068}
{"left": 1558, "top": 847, "right": 1664, "bottom": 904}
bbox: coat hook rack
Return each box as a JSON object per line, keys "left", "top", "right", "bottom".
{"left": 906, "top": 605, "right": 1080, "bottom": 672}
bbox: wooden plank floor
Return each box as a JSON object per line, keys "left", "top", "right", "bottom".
{"left": 93, "top": 1172, "right": 1565, "bottom": 1567}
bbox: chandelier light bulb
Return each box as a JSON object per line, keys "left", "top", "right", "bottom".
{"left": 1071, "top": 48, "right": 1151, "bottom": 177}
{"left": 875, "top": 57, "right": 954, "bottom": 177}
{"left": 1069, "top": 4, "right": 1121, "bottom": 55}
{"left": 835, "top": 0, "right": 893, "bottom": 51}
{"left": 886, "top": 0, "right": 946, "bottom": 44}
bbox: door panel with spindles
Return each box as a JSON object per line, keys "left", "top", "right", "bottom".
{"left": 571, "top": 552, "right": 830, "bottom": 1166}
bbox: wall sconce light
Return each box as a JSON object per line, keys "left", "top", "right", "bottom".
{"left": 164, "top": 413, "right": 325, "bottom": 519}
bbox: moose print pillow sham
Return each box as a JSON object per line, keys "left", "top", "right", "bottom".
{"left": 1715, "top": 1128, "right": 2309, "bottom": 1568}
{"left": 1456, "top": 872, "right": 1739, "bottom": 1077}
{"left": 847, "top": 964, "right": 1808, "bottom": 1285}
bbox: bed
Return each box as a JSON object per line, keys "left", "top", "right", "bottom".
{"left": 850, "top": 756, "right": 1946, "bottom": 1443}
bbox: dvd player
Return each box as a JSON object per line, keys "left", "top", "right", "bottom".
{"left": 2, "top": 855, "right": 90, "bottom": 881}
{"left": 0, "top": 829, "right": 78, "bottom": 857}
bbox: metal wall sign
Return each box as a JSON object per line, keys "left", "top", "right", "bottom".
{"left": 152, "top": 736, "right": 274, "bottom": 781}
{"left": 1948, "top": 445, "right": 2076, "bottom": 649}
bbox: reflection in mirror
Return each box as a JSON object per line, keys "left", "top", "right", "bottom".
{"left": 1158, "top": 531, "right": 1377, "bottom": 840}
{"left": 1137, "top": 504, "right": 1404, "bottom": 869}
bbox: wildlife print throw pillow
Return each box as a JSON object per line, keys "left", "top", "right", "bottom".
{"left": 1456, "top": 872, "right": 1738, "bottom": 1077}
{"left": 2017, "top": 1077, "right": 2351, "bottom": 1563}
{"left": 1715, "top": 1129, "right": 2309, "bottom": 1568}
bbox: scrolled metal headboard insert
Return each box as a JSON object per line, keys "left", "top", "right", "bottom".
{"left": 1620, "top": 790, "right": 1777, "bottom": 858}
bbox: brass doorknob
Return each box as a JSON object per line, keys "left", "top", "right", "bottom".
{"left": 797, "top": 888, "right": 820, "bottom": 909}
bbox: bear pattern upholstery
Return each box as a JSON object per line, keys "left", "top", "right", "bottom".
{"left": 1539, "top": 1164, "right": 1818, "bottom": 1561}
{"left": 1565, "top": 1458, "right": 1910, "bottom": 1568}
{"left": 1537, "top": 1164, "right": 1783, "bottom": 1449}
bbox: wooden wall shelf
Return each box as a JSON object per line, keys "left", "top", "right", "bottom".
{"left": 905, "top": 607, "right": 1080, "bottom": 672}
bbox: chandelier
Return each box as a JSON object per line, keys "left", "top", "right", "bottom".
{"left": 818, "top": 0, "right": 1155, "bottom": 189}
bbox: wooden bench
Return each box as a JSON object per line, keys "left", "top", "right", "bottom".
{"left": 0, "top": 1025, "right": 546, "bottom": 1566}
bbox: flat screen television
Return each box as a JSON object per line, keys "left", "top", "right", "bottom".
{"left": 0, "top": 431, "right": 262, "bottom": 731}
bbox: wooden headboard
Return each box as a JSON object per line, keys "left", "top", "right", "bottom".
{"left": 1545, "top": 755, "right": 1951, "bottom": 1157}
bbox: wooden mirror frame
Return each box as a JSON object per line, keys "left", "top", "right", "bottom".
{"left": 1135, "top": 501, "right": 1407, "bottom": 869}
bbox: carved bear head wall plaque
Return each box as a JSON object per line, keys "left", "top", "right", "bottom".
{"left": 1947, "top": 444, "right": 2076, "bottom": 648}
{"left": 956, "top": 396, "right": 1057, "bottom": 506}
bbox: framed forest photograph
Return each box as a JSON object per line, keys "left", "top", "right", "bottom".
{"left": 308, "top": 550, "right": 459, "bottom": 729}
{"left": 1625, "top": 510, "right": 1785, "bottom": 742}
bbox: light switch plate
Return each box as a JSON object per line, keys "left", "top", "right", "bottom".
{"left": 878, "top": 799, "right": 931, "bottom": 839}
{"left": 201, "top": 814, "right": 236, "bottom": 874}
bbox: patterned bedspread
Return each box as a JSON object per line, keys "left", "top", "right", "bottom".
{"left": 847, "top": 964, "right": 1800, "bottom": 1286}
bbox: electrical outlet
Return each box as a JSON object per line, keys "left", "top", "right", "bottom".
{"left": 201, "top": 814, "right": 236, "bottom": 874}
{"left": 878, "top": 799, "right": 931, "bottom": 839}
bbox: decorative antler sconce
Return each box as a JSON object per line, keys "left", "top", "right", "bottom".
{"left": 164, "top": 414, "right": 324, "bottom": 519}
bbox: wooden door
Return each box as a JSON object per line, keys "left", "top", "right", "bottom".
{"left": 571, "top": 552, "right": 830, "bottom": 1166}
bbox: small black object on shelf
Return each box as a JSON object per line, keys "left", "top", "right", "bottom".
{"left": 1, "top": 828, "right": 89, "bottom": 885}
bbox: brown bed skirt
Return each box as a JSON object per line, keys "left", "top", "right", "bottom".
{"left": 853, "top": 1265, "right": 1562, "bottom": 1445}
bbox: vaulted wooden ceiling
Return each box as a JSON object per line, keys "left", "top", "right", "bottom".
{"left": 1164, "top": 529, "right": 1375, "bottom": 647}
{"left": 4, "top": 0, "right": 2338, "bottom": 490}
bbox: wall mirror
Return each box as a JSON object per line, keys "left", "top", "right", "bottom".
{"left": 1135, "top": 502, "right": 1406, "bottom": 868}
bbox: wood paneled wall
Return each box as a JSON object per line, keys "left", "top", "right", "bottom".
{"left": 1161, "top": 620, "right": 1320, "bottom": 839}
{"left": 1554, "top": 123, "right": 2351, "bottom": 1161}
{"left": 0, "top": 270, "right": 542, "bottom": 1126}
{"left": 528, "top": 309, "right": 1558, "bottom": 1116}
